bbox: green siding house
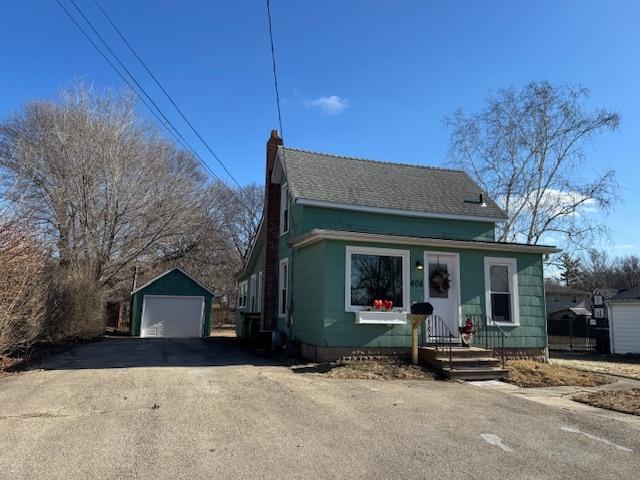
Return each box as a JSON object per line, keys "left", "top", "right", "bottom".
{"left": 237, "top": 131, "right": 558, "bottom": 361}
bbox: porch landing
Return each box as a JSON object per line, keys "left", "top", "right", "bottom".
{"left": 419, "top": 346, "right": 508, "bottom": 381}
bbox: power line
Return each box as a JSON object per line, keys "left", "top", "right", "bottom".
{"left": 91, "top": 0, "right": 247, "bottom": 193}
{"left": 266, "top": 0, "right": 284, "bottom": 139}
{"left": 54, "top": 0, "right": 258, "bottom": 218}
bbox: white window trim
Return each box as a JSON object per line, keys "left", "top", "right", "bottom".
{"left": 257, "top": 271, "right": 263, "bottom": 313}
{"left": 280, "top": 183, "right": 290, "bottom": 236}
{"left": 249, "top": 274, "right": 257, "bottom": 312}
{"left": 237, "top": 280, "right": 248, "bottom": 310}
{"left": 484, "top": 257, "right": 520, "bottom": 326}
{"left": 278, "top": 258, "right": 289, "bottom": 318}
{"left": 345, "top": 245, "right": 411, "bottom": 313}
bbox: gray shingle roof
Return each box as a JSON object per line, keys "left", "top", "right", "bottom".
{"left": 280, "top": 147, "right": 507, "bottom": 221}
{"left": 609, "top": 288, "right": 640, "bottom": 302}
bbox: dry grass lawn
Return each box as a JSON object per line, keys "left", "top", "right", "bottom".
{"left": 321, "top": 359, "right": 437, "bottom": 381}
{"left": 574, "top": 389, "right": 640, "bottom": 416}
{"left": 505, "top": 360, "right": 611, "bottom": 388}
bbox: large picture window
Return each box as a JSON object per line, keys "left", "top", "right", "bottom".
{"left": 345, "top": 246, "right": 410, "bottom": 312}
{"left": 484, "top": 257, "right": 519, "bottom": 325}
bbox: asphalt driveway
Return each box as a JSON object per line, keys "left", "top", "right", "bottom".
{"left": 0, "top": 338, "right": 638, "bottom": 480}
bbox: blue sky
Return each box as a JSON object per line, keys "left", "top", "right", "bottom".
{"left": 1, "top": 1, "right": 638, "bottom": 255}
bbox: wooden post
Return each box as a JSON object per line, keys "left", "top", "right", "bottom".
{"left": 408, "top": 314, "right": 427, "bottom": 365}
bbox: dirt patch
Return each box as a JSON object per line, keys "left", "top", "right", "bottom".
{"left": 303, "top": 359, "right": 438, "bottom": 381}
{"left": 505, "top": 360, "right": 611, "bottom": 388}
{"left": 574, "top": 389, "right": 640, "bottom": 416}
{"left": 211, "top": 327, "right": 236, "bottom": 338}
{"left": 551, "top": 355, "right": 640, "bottom": 381}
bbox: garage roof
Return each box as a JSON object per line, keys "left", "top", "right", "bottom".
{"left": 131, "top": 267, "right": 215, "bottom": 296}
{"left": 609, "top": 288, "right": 640, "bottom": 303}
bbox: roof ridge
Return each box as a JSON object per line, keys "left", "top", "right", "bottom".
{"left": 281, "top": 146, "right": 463, "bottom": 173}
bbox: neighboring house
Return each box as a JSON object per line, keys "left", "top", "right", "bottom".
{"left": 546, "top": 286, "right": 593, "bottom": 347}
{"left": 608, "top": 288, "right": 640, "bottom": 354}
{"left": 545, "top": 286, "right": 593, "bottom": 321}
{"left": 237, "top": 131, "right": 558, "bottom": 362}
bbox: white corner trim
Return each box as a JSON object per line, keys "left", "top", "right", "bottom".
{"left": 291, "top": 229, "right": 560, "bottom": 254}
{"left": 607, "top": 304, "right": 615, "bottom": 354}
{"left": 295, "top": 198, "right": 507, "bottom": 223}
{"left": 344, "top": 245, "right": 411, "bottom": 313}
{"left": 484, "top": 256, "right": 520, "bottom": 326}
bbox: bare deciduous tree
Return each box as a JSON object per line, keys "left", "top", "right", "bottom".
{"left": 567, "top": 249, "right": 640, "bottom": 291}
{"left": 0, "top": 85, "right": 207, "bottom": 290}
{"left": 614, "top": 255, "right": 640, "bottom": 289}
{"left": 211, "top": 182, "right": 264, "bottom": 263}
{"left": 446, "top": 81, "right": 620, "bottom": 249}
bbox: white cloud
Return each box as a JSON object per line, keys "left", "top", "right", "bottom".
{"left": 305, "top": 95, "right": 349, "bottom": 115}
{"left": 502, "top": 189, "right": 599, "bottom": 217}
{"left": 613, "top": 243, "right": 636, "bottom": 251}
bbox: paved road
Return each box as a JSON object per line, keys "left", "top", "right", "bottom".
{"left": 0, "top": 338, "right": 638, "bottom": 480}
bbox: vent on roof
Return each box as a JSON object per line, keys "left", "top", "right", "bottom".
{"left": 464, "top": 192, "right": 487, "bottom": 207}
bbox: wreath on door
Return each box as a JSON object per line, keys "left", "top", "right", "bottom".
{"left": 429, "top": 267, "right": 451, "bottom": 293}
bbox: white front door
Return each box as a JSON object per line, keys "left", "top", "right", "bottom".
{"left": 424, "top": 253, "right": 460, "bottom": 341}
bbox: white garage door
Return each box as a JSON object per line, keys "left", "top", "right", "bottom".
{"left": 611, "top": 304, "right": 640, "bottom": 354}
{"left": 140, "top": 295, "right": 204, "bottom": 338}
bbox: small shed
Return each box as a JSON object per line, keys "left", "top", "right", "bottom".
{"left": 608, "top": 288, "right": 640, "bottom": 354}
{"left": 130, "top": 267, "right": 214, "bottom": 338}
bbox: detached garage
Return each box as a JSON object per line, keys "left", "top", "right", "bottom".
{"left": 130, "top": 267, "right": 214, "bottom": 338}
{"left": 608, "top": 288, "right": 640, "bottom": 354}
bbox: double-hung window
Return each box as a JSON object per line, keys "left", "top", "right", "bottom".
{"left": 280, "top": 183, "right": 290, "bottom": 235}
{"left": 249, "top": 274, "right": 257, "bottom": 312}
{"left": 237, "top": 281, "right": 248, "bottom": 310}
{"left": 345, "top": 246, "right": 410, "bottom": 312}
{"left": 484, "top": 257, "right": 519, "bottom": 325}
{"left": 257, "top": 271, "right": 263, "bottom": 313}
{"left": 278, "top": 258, "right": 289, "bottom": 317}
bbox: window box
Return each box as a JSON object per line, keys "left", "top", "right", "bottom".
{"left": 355, "top": 311, "right": 407, "bottom": 325}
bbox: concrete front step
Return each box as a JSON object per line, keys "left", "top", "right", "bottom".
{"left": 419, "top": 346, "right": 495, "bottom": 359}
{"left": 432, "top": 356, "right": 503, "bottom": 367}
{"left": 418, "top": 345, "right": 508, "bottom": 381}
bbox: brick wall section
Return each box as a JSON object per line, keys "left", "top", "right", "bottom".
{"left": 262, "top": 130, "right": 282, "bottom": 331}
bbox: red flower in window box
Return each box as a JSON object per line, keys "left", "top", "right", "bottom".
{"left": 372, "top": 299, "right": 394, "bottom": 312}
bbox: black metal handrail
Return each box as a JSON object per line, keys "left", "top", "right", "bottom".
{"left": 427, "top": 314, "right": 455, "bottom": 371}
{"left": 466, "top": 315, "right": 508, "bottom": 368}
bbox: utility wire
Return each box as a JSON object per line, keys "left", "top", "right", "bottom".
{"left": 266, "top": 0, "right": 284, "bottom": 139}
{"left": 91, "top": 0, "right": 247, "bottom": 193}
{"left": 54, "top": 0, "right": 259, "bottom": 218}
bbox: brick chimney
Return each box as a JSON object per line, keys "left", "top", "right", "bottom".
{"left": 262, "top": 130, "right": 283, "bottom": 332}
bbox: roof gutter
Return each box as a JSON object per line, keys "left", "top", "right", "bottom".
{"left": 294, "top": 198, "right": 507, "bottom": 224}
{"left": 290, "top": 229, "right": 561, "bottom": 254}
